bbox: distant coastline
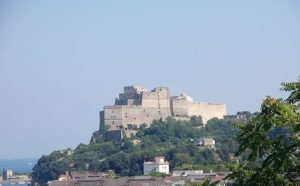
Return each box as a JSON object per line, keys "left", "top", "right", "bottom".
{"left": 0, "top": 158, "right": 38, "bottom": 173}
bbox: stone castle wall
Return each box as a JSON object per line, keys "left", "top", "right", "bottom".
{"left": 140, "top": 87, "right": 170, "bottom": 108}
{"left": 102, "top": 106, "right": 123, "bottom": 131}
{"left": 122, "top": 106, "right": 170, "bottom": 131}
{"left": 100, "top": 86, "right": 227, "bottom": 138}
{"left": 171, "top": 98, "right": 226, "bottom": 124}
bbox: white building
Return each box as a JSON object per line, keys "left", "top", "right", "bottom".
{"left": 143, "top": 157, "right": 169, "bottom": 175}
{"left": 2, "top": 168, "right": 13, "bottom": 180}
{"left": 196, "top": 138, "right": 215, "bottom": 148}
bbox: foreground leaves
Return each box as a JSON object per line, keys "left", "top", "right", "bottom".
{"left": 228, "top": 78, "right": 300, "bottom": 185}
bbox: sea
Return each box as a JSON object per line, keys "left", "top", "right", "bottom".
{"left": 0, "top": 158, "right": 38, "bottom": 173}
{"left": 0, "top": 158, "right": 38, "bottom": 186}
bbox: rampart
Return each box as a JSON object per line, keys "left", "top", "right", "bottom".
{"left": 171, "top": 94, "right": 226, "bottom": 124}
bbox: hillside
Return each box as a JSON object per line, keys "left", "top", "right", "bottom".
{"left": 31, "top": 116, "right": 243, "bottom": 185}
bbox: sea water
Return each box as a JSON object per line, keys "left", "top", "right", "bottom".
{"left": 0, "top": 158, "right": 38, "bottom": 173}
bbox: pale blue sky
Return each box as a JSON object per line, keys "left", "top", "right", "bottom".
{"left": 0, "top": 0, "right": 299, "bottom": 159}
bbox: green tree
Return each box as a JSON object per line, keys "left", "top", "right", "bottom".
{"left": 106, "top": 169, "right": 116, "bottom": 178}
{"left": 90, "top": 124, "right": 109, "bottom": 143}
{"left": 227, "top": 78, "right": 300, "bottom": 185}
{"left": 31, "top": 154, "right": 69, "bottom": 186}
{"left": 173, "top": 153, "right": 193, "bottom": 167}
{"left": 236, "top": 111, "right": 252, "bottom": 120}
{"left": 121, "top": 139, "right": 134, "bottom": 152}
{"left": 148, "top": 171, "right": 171, "bottom": 177}
{"left": 190, "top": 115, "right": 203, "bottom": 126}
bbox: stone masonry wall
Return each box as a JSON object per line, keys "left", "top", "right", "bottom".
{"left": 103, "top": 106, "right": 123, "bottom": 131}
{"left": 99, "top": 86, "right": 227, "bottom": 138}
{"left": 140, "top": 87, "right": 170, "bottom": 108}
{"left": 171, "top": 99, "right": 226, "bottom": 124}
{"left": 122, "top": 106, "right": 170, "bottom": 135}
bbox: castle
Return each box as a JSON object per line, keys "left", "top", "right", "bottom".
{"left": 99, "top": 86, "right": 227, "bottom": 139}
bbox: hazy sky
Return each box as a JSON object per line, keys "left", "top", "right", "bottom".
{"left": 0, "top": 0, "right": 299, "bottom": 159}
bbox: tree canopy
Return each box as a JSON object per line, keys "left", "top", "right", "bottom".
{"left": 32, "top": 114, "right": 242, "bottom": 185}
{"left": 227, "top": 78, "right": 300, "bottom": 185}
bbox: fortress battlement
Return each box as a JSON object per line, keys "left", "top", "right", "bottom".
{"left": 100, "top": 86, "right": 227, "bottom": 140}
{"left": 172, "top": 100, "right": 225, "bottom": 105}
{"left": 104, "top": 105, "right": 144, "bottom": 109}
{"left": 104, "top": 105, "right": 123, "bottom": 109}
{"left": 195, "top": 102, "right": 225, "bottom": 105}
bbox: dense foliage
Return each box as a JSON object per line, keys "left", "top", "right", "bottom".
{"left": 227, "top": 78, "right": 300, "bottom": 185}
{"left": 32, "top": 114, "right": 243, "bottom": 185}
